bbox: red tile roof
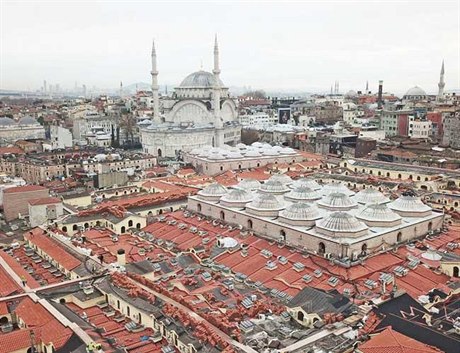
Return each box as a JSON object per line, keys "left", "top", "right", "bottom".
{"left": 29, "top": 197, "right": 61, "bottom": 206}
{"left": 25, "top": 229, "right": 81, "bottom": 271}
{"left": 0, "top": 146, "right": 24, "bottom": 155}
{"left": 0, "top": 264, "right": 22, "bottom": 297}
{"left": 3, "top": 185, "right": 47, "bottom": 194}
{"left": 0, "top": 329, "right": 34, "bottom": 353}
{"left": 358, "top": 327, "right": 443, "bottom": 353}
{"left": 0, "top": 250, "right": 40, "bottom": 289}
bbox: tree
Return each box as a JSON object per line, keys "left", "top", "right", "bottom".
{"left": 241, "top": 129, "right": 260, "bottom": 145}
{"left": 119, "top": 113, "right": 137, "bottom": 146}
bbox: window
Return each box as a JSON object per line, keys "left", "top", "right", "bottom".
{"left": 397, "top": 232, "right": 402, "bottom": 243}
{"left": 128, "top": 220, "right": 133, "bottom": 227}
{"left": 121, "top": 226, "right": 126, "bottom": 233}
{"left": 136, "top": 223, "right": 141, "bottom": 229}
{"left": 280, "top": 230, "right": 286, "bottom": 241}
{"left": 197, "top": 204, "right": 202, "bottom": 212}
{"left": 247, "top": 219, "right": 253, "bottom": 229}
{"left": 220, "top": 211, "right": 225, "bottom": 220}
{"left": 318, "top": 242, "right": 326, "bottom": 255}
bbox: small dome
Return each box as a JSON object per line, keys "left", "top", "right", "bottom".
{"left": 322, "top": 182, "right": 354, "bottom": 196}
{"left": 404, "top": 86, "right": 427, "bottom": 97}
{"left": 179, "top": 70, "right": 224, "bottom": 88}
{"left": 190, "top": 148, "right": 201, "bottom": 155}
{"left": 285, "top": 186, "right": 322, "bottom": 202}
{"left": 316, "top": 212, "right": 367, "bottom": 233}
{"left": 226, "top": 151, "right": 243, "bottom": 159}
{"left": 208, "top": 153, "right": 226, "bottom": 160}
{"left": 245, "top": 149, "right": 262, "bottom": 157}
{"left": 269, "top": 174, "right": 292, "bottom": 184}
{"left": 18, "top": 116, "right": 39, "bottom": 125}
{"left": 220, "top": 189, "right": 253, "bottom": 203}
{"left": 357, "top": 203, "right": 401, "bottom": 223}
{"left": 237, "top": 178, "right": 261, "bottom": 191}
{"left": 388, "top": 195, "right": 431, "bottom": 214}
{"left": 279, "top": 202, "right": 321, "bottom": 221}
{"left": 292, "top": 178, "right": 321, "bottom": 190}
{"left": 317, "top": 192, "right": 358, "bottom": 211}
{"left": 247, "top": 193, "right": 284, "bottom": 210}
{"left": 260, "top": 179, "right": 290, "bottom": 193}
{"left": 354, "top": 188, "right": 390, "bottom": 204}
{"left": 251, "top": 142, "right": 264, "bottom": 148}
{"left": 198, "top": 183, "right": 228, "bottom": 197}
{"left": 280, "top": 147, "right": 297, "bottom": 155}
{"left": 0, "top": 117, "right": 16, "bottom": 126}
{"left": 261, "top": 148, "right": 279, "bottom": 156}
{"left": 345, "top": 90, "right": 358, "bottom": 97}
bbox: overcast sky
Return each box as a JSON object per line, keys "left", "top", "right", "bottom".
{"left": 1, "top": 0, "right": 459, "bottom": 95}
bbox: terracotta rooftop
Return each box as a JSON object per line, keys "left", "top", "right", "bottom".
{"left": 358, "top": 326, "right": 444, "bottom": 353}
{"left": 0, "top": 329, "right": 35, "bottom": 353}
{"left": 29, "top": 197, "right": 61, "bottom": 206}
{"left": 3, "top": 185, "right": 47, "bottom": 194}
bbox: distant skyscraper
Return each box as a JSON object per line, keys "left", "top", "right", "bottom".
{"left": 437, "top": 60, "right": 445, "bottom": 101}
{"left": 120, "top": 81, "right": 123, "bottom": 98}
{"left": 43, "top": 80, "right": 47, "bottom": 94}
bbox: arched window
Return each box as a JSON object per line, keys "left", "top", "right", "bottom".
{"left": 280, "top": 230, "right": 286, "bottom": 241}
{"left": 128, "top": 220, "right": 133, "bottom": 227}
{"left": 220, "top": 166, "right": 223, "bottom": 171}
{"left": 238, "top": 164, "right": 242, "bottom": 169}
{"left": 247, "top": 219, "right": 253, "bottom": 229}
{"left": 84, "top": 223, "right": 89, "bottom": 229}
{"left": 73, "top": 224, "right": 78, "bottom": 231}
{"left": 220, "top": 211, "right": 225, "bottom": 220}
{"left": 387, "top": 172, "right": 390, "bottom": 177}
{"left": 397, "top": 232, "right": 402, "bottom": 243}
{"left": 398, "top": 174, "right": 402, "bottom": 179}
{"left": 157, "top": 148, "right": 162, "bottom": 157}
{"left": 127, "top": 306, "right": 130, "bottom": 316}
{"left": 62, "top": 226, "right": 67, "bottom": 233}
{"left": 197, "top": 204, "right": 202, "bottom": 212}
{"left": 297, "top": 311, "right": 305, "bottom": 322}
{"left": 0, "top": 317, "right": 8, "bottom": 325}
{"left": 121, "top": 226, "right": 126, "bottom": 233}
{"left": 318, "top": 242, "right": 326, "bottom": 255}
{"left": 361, "top": 243, "right": 367, "bottom": 254}
{"left": 454, "top": 266, "right": 459, "bottom": 278}
{"left": 136, "top": 223, "right": 141, "bottom": 229}
{"left": 417, "top": 176, "right": 421, "bottom": 181}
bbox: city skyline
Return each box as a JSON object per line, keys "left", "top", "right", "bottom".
{"left": 1, "top": 0, "right": 460, "bottom": 94}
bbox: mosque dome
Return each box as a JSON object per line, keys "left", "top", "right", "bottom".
{"left": 404, "top": 86, "right": 427, "bottom": 97}
{"left": 220, "top": 188, "right": 253, "bottom": 204}
{"left": 0, "top": 117, "right": 16, "bottom": 126}
{"left": 285, "top": 186, "right": 322, "bottom": 202}
{"left": 322, "top": 182, "right": 354, "bottom": 196}
{"left": 388, "top": 195, "right": 431, "bottom": 216}
{"left": 18, "top": 116, "right": 39, "bottom": 125}
{"left": 317, "top": 192, "right": 358, "bottom": 211}
{"left": 279, "top": 202, "right": 321, "bottom": 221}
{"left": 356, "top": 203, "right": 402, "bottom": 224}
{"left": 345, "top": 90, "right": 358, "bottom": 98}
{"left": 179, "top": 70, "right": 224, "bottom": 88}
{"left": 198, "top": 183, "right": 228, "bottom": 198}
{"left": 247, "top": 193, "right": 284, "bottom": 210}
{"left": 236, "top": 178, "right": 261, "bottom": 191}
{"left": 260, "top": 179, "right": 290, "bottom": 194}
{"left": 354, "top": 188, "right": 390, "bottom": 204}
{"left": 292, "top": 178, "right": 321, "bottom": 190}
{"left": 316, "top": 212, "right": 367, "bottom": 235}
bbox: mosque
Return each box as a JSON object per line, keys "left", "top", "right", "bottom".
{"left": 187, "top": 177, "right": 444, "bottom": 263}
{"left": 139, "top": 37, "right": 241, "bottom": 158}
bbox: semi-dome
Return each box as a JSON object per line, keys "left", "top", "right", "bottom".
{"left": 356, "top": 203, "right": 401, "bottom": 224}
{"left": 353, "top": 188, "right": 390, "bottom": 204}
{"left": 316, "top": 212, "right": 368, "bottom": 234}
{"left": 322, "top": 182, "right": 354, "bottom": 196}
{"left": 285, "top": 186, "right": 322, "bottom": 202}
{"left": 247, "top": 193, "right": 284, "bottom": 210}
{"left": 198, "top": 183, "right": 228, "bottom": 198}
{"left": 220, "top": 188, "right": 253, "bottom": 203}
{"left": 317, "top": 192, "right": 358, "bottom": 211}
{"left": 292, "top": 178, "right": 321, "bottom": 190}
{"left": 18, "top": 116, "right": 39, "bottom": 125}
{"left": 0, "top": 117, "right": 16, "bottom": 126}
{"left": 404, "top": 86, "right": 426, "bottom": 97}
{"left": 279, "top": 202, "right": 321, "bottom": 221}
{"left": 237, "top": 178, "right": 261, "bottom": 191}
{"left": 179, "top": 70, "right": 224, "bottom": 88}
{"left": 260, "top": 179, "right": 290, "bottom": 194}
{"left": 269, "top": 174, "right": 292, "bottom": 185}
{"left": 388, "top": 195, "right": 431, "bottom": 216}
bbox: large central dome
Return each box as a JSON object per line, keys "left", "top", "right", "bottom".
{"left": 179, "top": 70, "right": 224, "bottom": 88}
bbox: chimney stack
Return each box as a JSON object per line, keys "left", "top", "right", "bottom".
{"left": 117, "top": 248, "right": 126, "bottom": 266}
{"left": 377, "top": 80, "right": 383, "bottom": 109}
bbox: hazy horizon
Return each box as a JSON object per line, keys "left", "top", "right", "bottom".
{"left": 1, "top": 0, "right": 459, "bottom": 95}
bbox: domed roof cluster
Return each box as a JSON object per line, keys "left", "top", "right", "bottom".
{"left": 354, "top": 188, "right": 390, "bottom": 205}
{"left": 318, "top": 192, "right": 358, "bottom": 211}
{"left": 0, "top": 116, "right": 39, "bottom": 126}
{"left": 316, "top": 212, "right": 367, "bottom": 234}
{"left": 279, "top": 202, "right": 321, "bottom": 221}
{"left": 179, "top": 70, "right": 224, "bottom": 88}
{"left": 189, "top": 143, "right": 297, "bottom": 160}
{"left": 388, "top": 195, "right": 431, "bottom": 215}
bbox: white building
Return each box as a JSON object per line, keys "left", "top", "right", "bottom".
{"left": 139, "top": 37, "right": 241, "bottom": 158}
{"left": 0, "top": 117, "right": 46, "bottom": 145}
{"left": 239, "top": 113, "right": 277, "bottom": 127}
{"left": 28, "top": 197, "right": 63, "bottom": 228}
{"left": 49, "top": 125, "right": 73, "bottom": 150}
{"left": 408, "top": 117, "right": 432, "bottom": 139}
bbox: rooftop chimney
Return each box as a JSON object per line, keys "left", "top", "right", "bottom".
{"left": 117, "top": 248, "right": 126, "bottom": 266}
{"left": 377, "top": 80, "right": 383, "bottom": 109}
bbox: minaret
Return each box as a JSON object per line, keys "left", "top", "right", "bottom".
{"left": 437, "top": 60, "right": 445, "bottom": 101}
{"left": 213, "top": 34, "right": 222, "bottom": 127}
{"left": 151, "top": 39, "right": 160, "bottom": 121}
{"left": 119, "top": 81, "right": 123, "bottom": 99}
{"left": 365, "top": 80, "right": 369, "bottom": 94}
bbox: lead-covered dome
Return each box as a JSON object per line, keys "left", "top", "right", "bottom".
{"left": 285, "top": 186, "right": 322, "bottom": 202}
{"left": 292, "top": 178, "right": 321, "bottom": 190}
{"left": 236, "top": 178, "right": 261, "bottom": 191}
{"left": 316, "top": 212, "right": 367, "bottom": 237}
{"left": 404, "top": 86, "right": 426, "bottom": 97}
{"left": 279, "top": 203, "right": 321, "bottom": 222}
{"left": 220, "top": 188, "right": 253, "bottom": 207}
{"left": 317, "top": 192, "right": 358, "bottom": 211}
{"left": 353, "top": 188, "right": 390, "bottom": 205}
{"left": 322, "top": 182, "right": 354, "bottom": 196}
{"left": 198, "top": 183, "right": 228, "bottom": 200}
{"left": 388, "top": 195, "right": 431, "bottom": 217}
{"left": 18, "top": 116, "right": 39, "bottom": 125}
{"left": 179, "top": 70, "right": 224, "bottom": 88}
{"left": 0, "top": 117, "right": 16, "bottom": 126}
{"left": 268, "top": 174, "right": 292, "bottom": 185}
{"left": 260, "top": 179, "right": 290, "bottom": 194}
{"left": 247, "top": 193, "right": 284, "bottom": 212}
{"left": 356, "top": 203, "right": 401, "bottom": 227}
